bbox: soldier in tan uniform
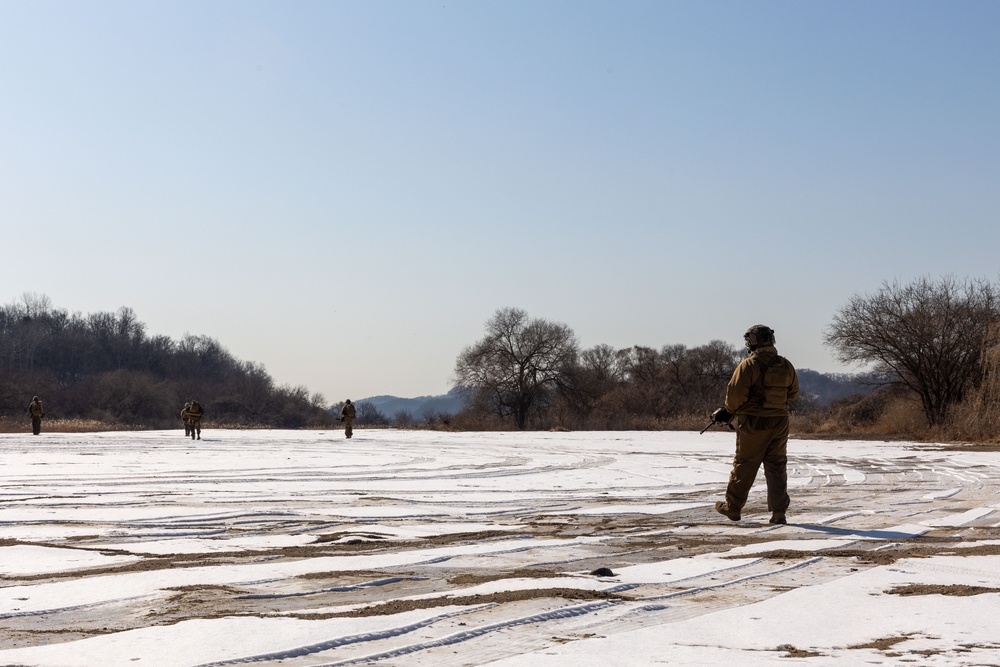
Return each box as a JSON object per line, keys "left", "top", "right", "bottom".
{"left": 713, "top": 325, "right": 799, "bottom": 525}
{"left": 181, "top": 402, "right": 193, "bottom": 437}
{"left": 340, "top": 399, "right": 356, "bottom": 439}
{"left": 27, "top": 396, "right": 44, "bottom": 435}
{"left": 183, "top": 400, "right": 204, "bottom": 440}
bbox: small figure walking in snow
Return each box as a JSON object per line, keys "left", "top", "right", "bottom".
{"left": 340, "top": 399, "right": 356, "bottom": 439}
{"left": 27, "top": 395, "right": 44, "bottom": 435}
{"left": 182, "top": 400, "right": 205, "bottom": 440}
{"left": 181, "top": 402, "right": 193, "bottom": 437}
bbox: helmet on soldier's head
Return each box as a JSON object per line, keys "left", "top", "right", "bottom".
{"left": 744, "top": 324, "right": 775, "bottom": 351}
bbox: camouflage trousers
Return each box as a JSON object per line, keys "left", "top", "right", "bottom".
{"left": 724, "top": 414, "right": 790, "bottom": 514}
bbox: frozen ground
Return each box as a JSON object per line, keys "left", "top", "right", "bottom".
{"left": 2, "top": 429, "right": 1000, "bottom": 666}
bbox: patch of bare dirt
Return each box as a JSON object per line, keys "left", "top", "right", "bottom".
{"left": 423, "top": 530, "right": 533, "bottom": 545}
{"left": 888, "top": 584, "right": 1000, "bottom": 597}
{"left": 848, "top": 634, "right": 915, "bottom": 651}
{"left": 926, "top": 544, "right": 1000, "bottom": 558}
{"left": 312, "top": 532, "right": 389, "bottom": 543}
{"left": 773, "top": 644, "right": 824, "bottom": 658}
{"left": 157, "top": 585, "right": 254, "bottom": 619}
{"left": 292, "top": 588, "right": 633, "bottom": 619}
{"left": 312, "top": 529, "right": 531, "bottom": 547}
{"left": 961, "top": 642, "right": 1000, "bottom": 650}
{"left": 297, "top": 569, "right": 390, "bottom": 580}
{"left": 1, "top": 532, "right": 550, "bottom": 584}
{"left": 550, "top": 633, "right": 596, "bottom": 643}
{"left": 164, "top": 584, "right": 249, "bottom": 595}
{"left": 745, "top": 548, "right": 918, "bottom": 565}
{"left": 740, "top": 540, "right": 1000, "bottom": 566}
{"left": 449, "top": 568, "right": 566, "bottom": 585}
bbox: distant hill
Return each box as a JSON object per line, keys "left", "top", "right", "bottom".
{"left": 357, "top": 388, "right": 466, "bottom": 420}
{"left": 354, "top": 370, "right": 873, "bottom": 423}
{"left": 797, "top": 368, "right": 878, "bottom": 405}
{"left": 0, "top": 297, "right": 335, "bottom": 429}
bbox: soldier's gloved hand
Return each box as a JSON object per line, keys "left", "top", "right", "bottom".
{"left": 711, "top": 407, "right": 734, "bottom": 424}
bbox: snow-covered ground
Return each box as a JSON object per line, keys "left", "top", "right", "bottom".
{"left": 1, "top": 429, "right": 999, "bottom": 666}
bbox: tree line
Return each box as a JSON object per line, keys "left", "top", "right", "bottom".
{"left": 453, "top": 276, "right": 1000, "bottom": 439}
{"left": 821, "top": 275, "right": 1000, "bottom": 441}
{"left": 7, "top": 274, "right": 995, "bottom": 439}
{"left": 452, "top": 307, "right": 751, "bottom": 430}
{"left": 0, "top": 294, "right": 335, "bottom": 429}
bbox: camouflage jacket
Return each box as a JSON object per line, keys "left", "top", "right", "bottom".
{"left": 724, "top": 345, "right": 799, "bottom": 417}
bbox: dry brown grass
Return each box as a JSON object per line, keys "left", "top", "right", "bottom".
{"left": 0, "top": 418, "right": 139, "bottom": 434}
{"left": 799, "top": 324, "right": 1000, "bottom": 444}
{"left": 794, "top": 390, "right": 932, "bottom": 440}
{"left": 0, "top": 418, "right": 318, "bottom": 434}
{"left": 936, "top": 322, "right": 1000, "bottom": 444}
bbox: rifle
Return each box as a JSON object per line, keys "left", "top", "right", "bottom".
{"left": 699, "top": 407, "right": 735, "bottom": 435}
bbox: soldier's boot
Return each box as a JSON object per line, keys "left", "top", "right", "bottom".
{"left": 715, "top": 502, "right": 741, "bottom": 521}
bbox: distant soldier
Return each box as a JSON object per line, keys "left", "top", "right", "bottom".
{"left": 180, "top": 402, "right": 193, "bottom": 436}
{"left": 27, "top": 396, "right": 45, "bottom": 435}
{"left": 340, "top": 399, "right": 356, "bottom": 439}
{"left": 186, "top": 400, "right": 205, "bottom": 440}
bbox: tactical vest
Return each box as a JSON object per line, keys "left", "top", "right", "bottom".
{"left": 746, "top": 353, "right": 796, "bottom": 411}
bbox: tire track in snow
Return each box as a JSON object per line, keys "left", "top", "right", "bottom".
{"left": 191, "top": 603, "right": 613, "bottom": 666}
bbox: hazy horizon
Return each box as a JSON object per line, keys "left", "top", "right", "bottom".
{"left": 3, "top": 1, "right": 998, "bottom": 402}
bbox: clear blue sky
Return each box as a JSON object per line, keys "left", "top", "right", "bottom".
{"left": 2, "top": 1, "right": 998, "bottom": 403}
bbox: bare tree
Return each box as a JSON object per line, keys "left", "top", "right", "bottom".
{"left": 393, "top": 410, "right": 414, "bottom": 427}
{"left": 454, "top": 307, "right": 578, "bottom": 429}
{"left": 20, "top": 292, "right": 53, "bottom": 318}
{"left": 615, "top": 345, "right": 671, "bottom": 418}
{"left": 824, "top": 276, "right": 1000, "bottom": 426}
{"left": 355, "top": 400, "right": 388, "bottom": 426}
{"left": 559, "top": 344, "right": 627, "bottom": 423}
{"left": 231, "top": 360, "right": 275, "bottom": 419}
{"left": 682, "top": 340, "right": 743, "bottom": 412}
